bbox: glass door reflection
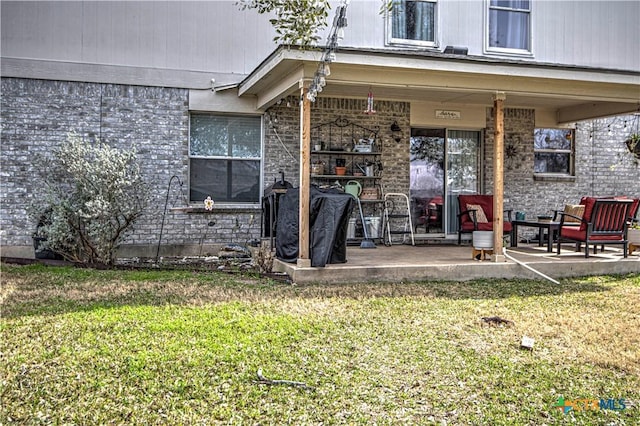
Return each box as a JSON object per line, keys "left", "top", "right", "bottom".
{"left": 410, "top": 129, "right": 445, "bottom": 236}
{"left": 446, "top": 130, "right": 480, "bottom": 235}
{"left": 410, "top": 128, "right": 481, "bottom": 238}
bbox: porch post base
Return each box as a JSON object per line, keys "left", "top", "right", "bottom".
{"left": 297, "top": 258, "right": 311, "bottom": 267}
{"left": 491, "top": 254, "right": 506, "bottom": 263}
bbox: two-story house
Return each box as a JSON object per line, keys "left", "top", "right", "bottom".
{"left": 1, "top": 0, "right": 639, "bottom": 261}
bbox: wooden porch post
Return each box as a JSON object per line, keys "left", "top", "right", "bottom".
{"left": 492, "top": 92, "right": 506, "bottom": 262}
{"left": 298, "top": 83, "right": 311, "bottom": 267}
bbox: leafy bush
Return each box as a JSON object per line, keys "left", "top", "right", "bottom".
{"left": 32, "top": 133, "right": 148, "bottom": 265}
{"left": 238, "top": 0, "right": 330, "bottom": 46}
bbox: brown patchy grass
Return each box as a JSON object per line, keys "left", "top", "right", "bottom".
{"left": 3, "top": 265, "right": 638, "bottom": 375}
{"left": 1, "top": 264, "right": 639, "bottom": 424}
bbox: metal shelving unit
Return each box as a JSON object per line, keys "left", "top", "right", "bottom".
{"left": 310, "top": 117, "right": 384, "bottom": 244}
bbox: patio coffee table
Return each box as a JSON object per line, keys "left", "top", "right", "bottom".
{"left": 510, "top": 220, "right": 562, "bottom": 253}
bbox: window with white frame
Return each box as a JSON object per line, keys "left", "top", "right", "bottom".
{"left": 487, "top": 0, "right": 531, "bottom": 54}
{"left": 533, "top": 128, "right": 574, "bottom": 175}
{"left": 388, "top": 0, "right": 437, "bottom": 47}
{"left": 189, "top": 114, "right": 262, "bottom": 203}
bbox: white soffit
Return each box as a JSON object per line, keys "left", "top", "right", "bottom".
{"left": 239, "top": 47, "right": 640, "bottom": 121}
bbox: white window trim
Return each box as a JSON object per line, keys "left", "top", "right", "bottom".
{"left": 484, "top": 0, "right": 534, "bottom": 58}
{"left": 533, "top": 128, "right": 575, "bottom": 177}
{"left": 386, "top": 0, "right": 439, "bottom": 49}
{"left": 189, "top": 155, "right": 262, "bottom": 161}
{"left": 187, "top": 113, "right": 264, "bottom": 206}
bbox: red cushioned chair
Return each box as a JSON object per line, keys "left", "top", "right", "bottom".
{"left": 414, "top": 196, "right": 443, "bottom": 233}
{"left": 556, "top": 197, "right": 634, "bottom": 258}
{"left": 457, "top": 194, "right": 513, "bottom": 245}
{"left": 555, "top": 196, "right": 639, "bottom": 252}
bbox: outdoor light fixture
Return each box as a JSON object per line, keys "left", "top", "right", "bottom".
{"left": 306, "top": 1, "right": 349, "bottom": 102}
{"left": 325, "top": 52, "right": 337, "bottom": 63}
{"left": 319, "top": 63, "right": 330, "bottom": 77}
{"left": 390, "top": 121, "right": 402, "bottom": 142}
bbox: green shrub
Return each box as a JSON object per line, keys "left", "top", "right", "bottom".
{"left": 32, "top": 133, "right": 149, "bottom": 265}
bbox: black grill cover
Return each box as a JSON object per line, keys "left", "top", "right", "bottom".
{"left": 275, "top": 186, "right": 354, "bottom": 267}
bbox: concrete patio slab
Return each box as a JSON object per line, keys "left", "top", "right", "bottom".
{"left": 273, "top": 243, "right": 640, "bottom": 284}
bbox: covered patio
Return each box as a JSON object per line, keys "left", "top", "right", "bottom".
{"left": 235, "top": 45, "right": 640, "bottom": 273}
{"left": 273, "top": 242, "right": 639, "bottom": 284}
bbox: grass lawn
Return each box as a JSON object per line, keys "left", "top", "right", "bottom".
{"left": 1, "top": 264, "right": 639, "bottom": 425}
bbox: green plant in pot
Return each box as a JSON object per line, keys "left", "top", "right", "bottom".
{"left": 625, "top": 133, "right": 640, "bottom": 160}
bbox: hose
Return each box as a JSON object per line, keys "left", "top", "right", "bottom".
{"left": 503, "top": 247, "right": 560, "bottom": 284}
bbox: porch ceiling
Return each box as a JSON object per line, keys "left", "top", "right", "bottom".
{"left": 239, "top": 46, "right": 640, "bottom": 124}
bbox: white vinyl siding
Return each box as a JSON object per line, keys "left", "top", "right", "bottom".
{"left": 4, "top": 2, "right": 639, "bottom": 73}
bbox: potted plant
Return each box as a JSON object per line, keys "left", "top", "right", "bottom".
{"left": 624, "top": 133, "right": 640, "bottom": 160}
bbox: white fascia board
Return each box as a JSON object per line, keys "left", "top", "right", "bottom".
{"left": 556, "top": 102, "right": 640, "bottom": 124}
{"left": 334, "top": 50, "right": 640, "bottom": 87}
{"left": 189, "top": 89, "right": 258, "bottom": 114}
{"left": 254, "top": 66, "right": 308, "bottom": 110}
{"left": 238, "top": 49, "right": 322, "bottom": 97}
{"left": 1, "top": 57, "right": 246, "bottom": 90}
{"left": 240, "top": 47, "right": 639, "bottom": 102}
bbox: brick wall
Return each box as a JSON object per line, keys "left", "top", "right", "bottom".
{"left": 485, "top": 108, "right": 640, "bottom": 239}
{"left": 484, "top": 108, "right": 539, "bottom": 212}
{"left": 1, "top": 79, "right": 102, "bottom": 252}
{"left": 0, "top": 78, "right": 261, "bottom": 257}
{"left": 2, "top": 77, "right": 638, "bottom": 257}
{"left": 264, "top": 96, "right": 411, "bottom": 196}
{"left": 576, "top": 117, "right": 640, "bottom": 197}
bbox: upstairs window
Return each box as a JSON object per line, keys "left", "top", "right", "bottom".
{"left": 388, "top": 0, "right": 437, "bottom": 47}
{"left": 487, "top": 0, "right": 531, "bottom": 54}
{"left": 534, "top": 128, "right": 574, "bottom": 176}
{"left": 189, "top": 114, "right": 262, "bottom": 204}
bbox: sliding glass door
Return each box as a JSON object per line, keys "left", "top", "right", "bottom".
{"left": 410, "top": 129, "right": 481, "bottom": 237}
{"left": 445, "top": 130, "right": 481, "bottom": 235}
